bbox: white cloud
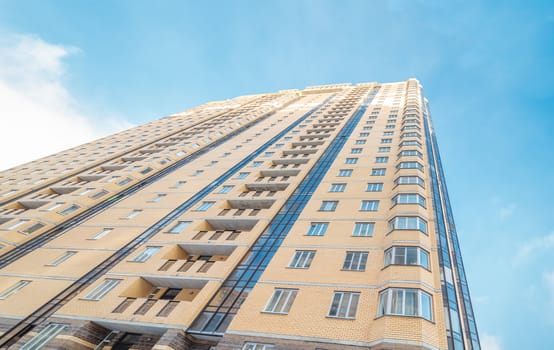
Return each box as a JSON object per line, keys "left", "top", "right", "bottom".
{"left": 514, "top": 232, "right": 554, "bottom": 265}
{"left": 0, "top": 33, "right": 133, "bottom": 171}
{"left": 481, "top": 333, "right": 503, "bottom": 350}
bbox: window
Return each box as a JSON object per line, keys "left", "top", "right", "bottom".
{"left": 242, "top": 343, "right": 274, "bottom": 350}
{"left": 264, "top": 288, "right": 298, "bottom": 314}
{"left": 342, "top": 252, "right": 368, "bottom": 271}
{"left": 320, "top": 201, "right": 338, "bottom": 211}
{"left": 196, "top": 201, "right": 215, "bottom": 211}
{"left": 383, "top": 131, "right": 394, "bottom": 136}
{"left": 392, "top": 193, "right": 426, "bottom": 207}
{"left": 385, "top": 124, "right": 395, "bottom": 129}
{"left": 351, "top": 148, "right": 362, "bottom": 154}
{"left": 306, "top": 222, "right": 328, "bottom": 236}
{"left": 236, "top": 172, "right": 250, "bottom": 179}
{"left": 397, "top": 161, "right": 423, "bottom": 171}
{"left": 124, "top": 210, "right": 142, "bottom": 219}
{"left": 264, "top": 152, "right": 274, "bottom": 157}
{"left": 381, "top": 138, "right": 392, "bottom": 144}
{"left": 78, "top": 188, "right": 94, "bottom": 195}
{"left": 345, "top": 158, "right": 358, "bottom": 164}
{"left": 90, "top": 190, "right": 108, "bottom": 199}
{"left": 384, "top": 246, "right": 430, "bottom": 269}
{"left": 328, "top": 291, "right": 360, "bottom": 319}
{"left": 378, "top": 147, "right": 390, "bottom": 152}
{"left": 371, "top": 168, "right": 386, "bottom": 176}
{"left": 21, "top": 222, "right": 45, "bottom": 235}
{"left": 20, "top": 323, "right": 67, "bottom": 350}
{"left": 355, "top": 140, "right": 366, "bottom": 145}
{"left": 366, "top": 183, "right": 383, "bottom": 192}
{"left": 82, "top": 279, "right": 121, "bottom": 300}
{"left": 118, "top": 177, "right": 132, "bottom": 186}
{"left": 132, "top": 246, "right": 161, "bottom": 262}
{"left": 363, "top": 126, "right": 372, "bottom": 130}
{"left": 150, "top": 194, "right": 166, "bottom": 202}
{"left": 388, "top": 216, "right": 427, "bottom": 234}
{"left": 89, "top": 228, "right": 113, "bottom": 240}
{"left": 402, "top": 132, "right": 421, "bottom": 138}
{"left": 395, "top": 176, "right": 425, "bottom": 187}
{"left": 172, "top": 181, "right": 186, "bottom": 188}
{"left": 289, "top": 250, "right": 315, "bottom": 268}
{"left": 193, "top": 170, "right": 204, "bottom": 176}
{"left": 218, "top": 185, "right": 234, "bottom": 194}
{"left": 375, "top": 157, "right": 389, "bottom": 163}
{"left": 46, "top": 251, "right": 76, "bottom": 266}
{"left": 360, "top": 200, "right": 379, "bottom": 211}
{"left": 0, "top": 280, "right": 30, "bottom": 299}
{"left": 329, "top": 183, "right": 346, "bottom": 192}
{"left": 399, "top": 150, "right": 423, "bottom": 158}
{"left": 353, "top": 222, "right": 374, "bottom": 237}
{"left": 338, "top": 169, "right": 352, "bottom": 177}
{"left": 359, "top": 132, "right": 369, "bottom": 137}
{"left": 400, "top": 140, "right": 422, "bottom": 148}
{"left": 377, "top": 288, "right": 432, "bottom": 321}
{"left": 5, "top": 219, "right": 29, "bottom": 230}
{"left": 168, "top": 221, "right": 191, "bottom": 233}
{"left": 45, "top": 202, "right": 64, "bottom": 211}
{"left": 58, "top": 205, "right": 80, "bottom": 216}
{"left": 252, "top": 161, "right": 263, "bottom": 167}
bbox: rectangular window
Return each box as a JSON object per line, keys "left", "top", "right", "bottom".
{"left": 371, "top": 168, "right": 386, "bottom": 176}
{"left": 343, "top": 252, "right": 368, "bottom": 271}
{"left": 377, "top": 288, "right": 432, "bottom": 321}
{"left": 0, "top": 280, "right": 30, "bottom": 299}
{"left": 353, "top": 222, "right": 374, "bottom": 237}
{"left": 45, "top": 202, "right": 64, "bottom": 211}
{"left": 20, "top": 323, "right": 67, "bottom": 350}
{"left": 378, "top": 147, "right": 390, "bottom": 152}
{"left": 397, "top": 161, "right": 423, "bottom": 171}
{"left": 359, "top": 132, "right": 369, "bottom": 137}
{"left": 193, "top": 170, "right": 204, "bottom": 176}
{"left": 264, "top": 152, "right": 274, "bottom": 157}
{"left": 89, "top": 228, "right": 113, "bottom": 240}
{"left": 355, "top": 140, "right": 366, "bottom": 145}
{"left": 236, "top": 172, "right": 250, "bottom": 179}
{"left": 388, "top": 216, "right": 427, "bottom": 234}
{"left": 338, "top": 169, "right": 352, "bottom": 177}
{"left": 46, "top": 251, "right": 76, "bottom": 266}
{"left": 124, "top": 210, "right": 142, "bottom": 219}
{"left": 168, "top": 221, "right": 191, "bottom": 234}
{"left": 90, "top": 190, "right": 108, "bottom": 199}
{"left": 383, "top": 131, "right": 394, "bottom": 136}
{"left": 264, "top": 288, "right": 298, "bottom": 314}
{"left": 306, "top": 222, "right": 328, "bottom": 236}
{"left": 328, "top": 291, "right": 360, "bottom": 319}
{"left": 150, "top": 194, "right": 166, "bottom": 202}
{"left": 375, "top": 157, "right": 389, "bottom": 163}
{"left": 218, "top": 185, "right": 234, "bottom": 194}
{"left": 118, "top": 177, "right": 132, "bottom": 186}
{"left": 252, "top": 161, "right": 263, "bottom": 167}
{"left": 392, "top": 193, "right": 426, "bottom": 207}
{"left": 320, "top": 201, "right": 338, "bottom": 211}
{"left": 20, "top": 222, "right": 45, "bottom": 235}
{"left": 132, "top": 246, "right": 161, "bottom": 262}
{"left": 399, "top": 149, "right": 423, "bottom": 158}
{"left": 58, "top": 204, "right": 80, "bottom": 216}
{"left": 5, "top": 219, "right": 29, "bottom": 230}
{"left": 82, "top": 279, "right": 121, "bottom": 300}
{"left": 329, "top": 183, "right": 346, "bottom": 192}
{"left": 172, "top": 181, "right": 186, "bottom": 188}
{"left": 242, "top": 343, "right": 274, "bottom": 350}
{"left": 360, "top": 200, "right": 379, "bottom": 211}
{"left": 366, "top": 183, "right": 383, "bottom": 192}
{"left": 395, "top": 176, "right": 425, "bottom": 187}
{"left": 350, "top": 148, "right": 362, "bottom": 154}
{"left": 289, "top": 250, "right": 315, "bottom": 268}
{"left": 345, "top": 158, "right": 358, "bottom": 164}
{"left": 384, "top": 246, "right": 430, "bottom": 269}
{"left": 196, "top": 201, "right": 215, "bottom": 211}
{"left": 400, "top": 140, "right": 422, "bottom": 148}
{"left": 381, "top": 138, "right": 392, "bottom": 144}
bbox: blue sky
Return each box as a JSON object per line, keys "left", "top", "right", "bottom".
{"left": 0, "top": 1, "right": 553, "bottom": 349}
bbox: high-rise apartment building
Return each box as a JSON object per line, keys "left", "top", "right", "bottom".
{"left": 0, "top": 79, "right": 480, "bottom": 350}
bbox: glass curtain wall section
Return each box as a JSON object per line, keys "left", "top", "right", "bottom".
{"left": 189, "top": 86, "right": 379, "bottom": 336}
{"left": 423, "top": 97, "right": 480, "bottom": 349}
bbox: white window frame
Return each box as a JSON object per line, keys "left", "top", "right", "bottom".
{"left": 46, "top": 251, "right": 77, "bottom": 267}
{"left": 306, "top": 222, "right": 328, "bottom": 236}
{"left": 289, "top": 250, "right": 315, "bottom": 269}
{"left": 21, "top": 323, "right": 67, "bottom": 350}
{"left": 132, "top": 246, "right": 161, "bottom": 262}
{"left": 342, "top": 252, "right": 368, "bottom": 271}
{"left": 82, "top": 278, "right": 122, "bottom": 300}
{"left": 168, "top": 221, "right": 191, "bottom": 234}
{"left": 264, "top": 288, "right": 298, "bottom": 314}
{"left": 0, "top": 280, "right": 31, "bottom": 299}
{"left": 327, "top": 291, "right": 360, "bottom": 319}
{"left": 360, "top": 200, "right": 379, "bottom": 211}
{"left": 377, "top": 288, "right": 433, "bottom": 321}
{"left": 352, "top": 222, "right": 374, "bottom": 237}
